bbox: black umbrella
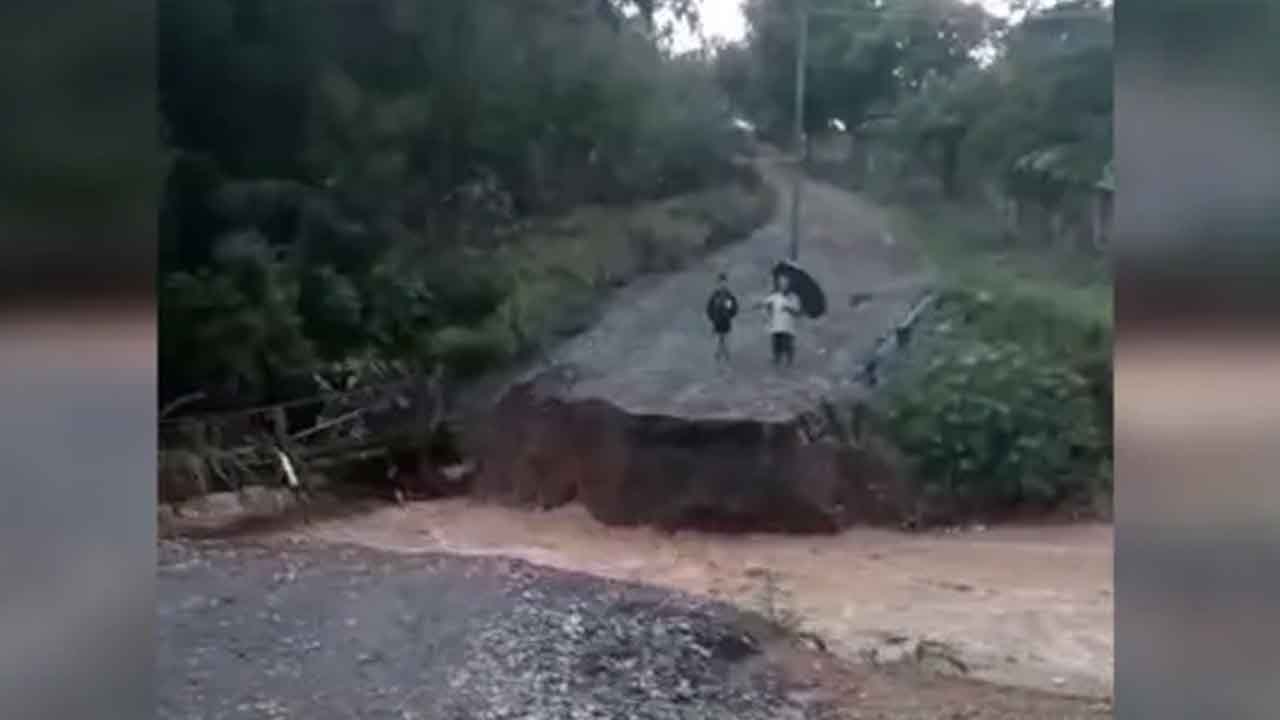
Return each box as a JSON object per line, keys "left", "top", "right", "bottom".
{"left": 772, "top": 260, "right": 826, "bottom": 318}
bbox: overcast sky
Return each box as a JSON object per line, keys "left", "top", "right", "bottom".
{"left": 668, "top": 0, "right": 1022, "bottom": 52}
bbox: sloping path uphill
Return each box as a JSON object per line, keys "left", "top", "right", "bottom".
{"left": 536, "top": 152, "right": 928, "bottom": 421}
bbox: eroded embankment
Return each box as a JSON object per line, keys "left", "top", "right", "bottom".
{"left": 466, "top": 371, "right": 911, "bottom": 533}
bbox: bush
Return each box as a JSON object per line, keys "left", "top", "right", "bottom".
{"left": 423, "top": 256, "right": 511, "bottom": 327}
{"left": 431, "top": 324, "right": 513, "bottom": 378}
{"left": 159, "top": 231, "right": 314, "bottom": 403}
{"left": 875, "top": 288, "right": 1111, "bottom": 513}
{"left": 541, "top": 276, "right": 603, "bottom": 338}
{"left": 879, "top": 339, "right": 1101, "bottom": 506}
{"left": 498, "top": 267, "right": 602, "bottom": 355}
{"left": 685, "top": 176, "right": 778, "bottom": 250}
{"left": 299, "top": 265, "right": 364, "bottom": 360}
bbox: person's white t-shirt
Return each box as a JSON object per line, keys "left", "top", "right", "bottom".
{"left": 763, "top": 292, "right": 800, "bottom": 335}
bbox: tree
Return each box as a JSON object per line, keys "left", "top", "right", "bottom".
{"left": 854, "top": 0, "right": 1112, "bottom": 201}
{"left": 724, "top": 0, "right": 1000, "bottom": 142}
{"left": 966, "top": 1, "right": 1113, "bottom": 196}
{"left": 158, "top": 0, "right": 738, "bottom": 407}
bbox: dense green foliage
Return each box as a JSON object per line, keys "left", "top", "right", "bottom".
{"left": 875, "top": 287, "right": 1111, "bottom": 512}
{"left": 159, "top": 0, "right": 746, "bottom": 408}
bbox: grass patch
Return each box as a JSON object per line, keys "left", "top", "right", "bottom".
{"left": 873, "top": 291, "right": 1113, "bottom": 522}
{"left": 888, "top": 201, "right": 1111, "bottom": 325}
{"left": 431, "top": 323, "right": 516, "bottom": 380}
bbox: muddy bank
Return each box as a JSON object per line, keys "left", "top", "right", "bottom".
{"left": 468, "top": 373, "right": 910, "bottom": 533}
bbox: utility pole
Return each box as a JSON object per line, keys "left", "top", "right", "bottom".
{"left": 788, "top": 0, "right": 808, "bottom": 262}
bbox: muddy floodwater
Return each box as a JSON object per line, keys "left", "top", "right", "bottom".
{"left": 296, "top": 499, "right": 1113, "bottom": 698}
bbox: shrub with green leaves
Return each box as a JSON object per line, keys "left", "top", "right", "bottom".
{"left": 875, "top": 288, "right": 1111, "bottom": 511}
{"left": 421, "top": 256, "right": 511, "bottom": 327}
{"left": 431, "top": 324, "right": 513, "bottom": 379}
{"left": 159, "top": 231, "right": 314, "bottom": 403}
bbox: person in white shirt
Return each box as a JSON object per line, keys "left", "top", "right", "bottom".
{"left": 758, "top": 273, "right": 802, "bottom": 368}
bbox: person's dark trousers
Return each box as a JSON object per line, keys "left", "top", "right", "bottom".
{"left": 714, "top": 330, "right": 731, "bottom": 363}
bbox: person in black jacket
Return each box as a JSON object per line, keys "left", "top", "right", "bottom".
{"left": 706, "top": 272, "right": 739, "bottom": 364}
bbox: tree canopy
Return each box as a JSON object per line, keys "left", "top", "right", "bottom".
{"left": 719, "top": 0, "right": 1001, "bottom": 141}
{"left": 717, "top": 0, "right": 1112, "bottom": 197}
{"left": 158, "top": 0, "right": 740, "bottom": 408}
{"left": 158, "top": 0, "right": 1114, "bottom": 410}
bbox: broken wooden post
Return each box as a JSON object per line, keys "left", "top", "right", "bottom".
{"left": 267, "top": 405, "right": 310, "bottom": 523}
{"left": 392, "top": 363, "right": 446, "bottom": 502}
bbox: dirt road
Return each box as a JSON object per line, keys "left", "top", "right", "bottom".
{"left": 301, "top": 500, "right": 1113, "bottom": 699}
{"left": 538, "top": 154, "right": 928, "bottom": 420}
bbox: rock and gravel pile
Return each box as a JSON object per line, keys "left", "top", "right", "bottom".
{"left": 158, "top": 539, "right": 829, "bottom": 720}
{"left": 431, "top": 581, "right": 810, "bottom": 719}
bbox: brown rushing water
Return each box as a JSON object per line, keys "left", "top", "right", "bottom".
{"left": 296, "top": 499, "right": 1113, "bottom": 698}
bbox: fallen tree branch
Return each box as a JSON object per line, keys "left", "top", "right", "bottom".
{"left": 221, "top": 434, "right": 410, "bottom": 465}
{"left": 290, "top": 408, "right": 367, "bottom": 442}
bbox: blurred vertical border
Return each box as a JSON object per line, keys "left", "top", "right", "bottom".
{"left": 1118, "top": 0, "right": 1280, "bottom": 717}
{"left": 0, "top": 1, "right": 156, "bottom": 719}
